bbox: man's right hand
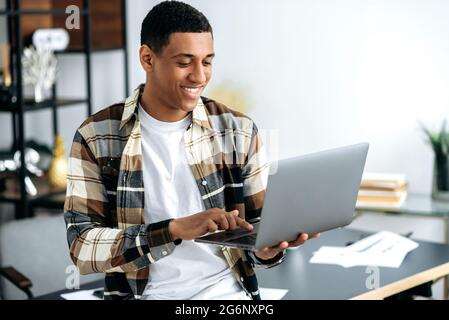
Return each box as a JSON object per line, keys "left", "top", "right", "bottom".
{"left": 168, "top": 208, "right": 253, "bottom": 241}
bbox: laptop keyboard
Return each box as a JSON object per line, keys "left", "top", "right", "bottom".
{"left": 203, "top": 228, "right": 256, "bottom": 242}
{"left": 223, "top": 233, "right": 257, "bottom": 246}
{"left": 196, "top": 223, "right": 260, "bottom": 247}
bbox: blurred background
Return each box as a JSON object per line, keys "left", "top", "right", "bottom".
{"left": 0, "top": 0, "right": 448, "bottom": 299}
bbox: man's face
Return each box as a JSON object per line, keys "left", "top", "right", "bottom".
{"left": 146, "top": 32, "right": 214, "bottom": 113}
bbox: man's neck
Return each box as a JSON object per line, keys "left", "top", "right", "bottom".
{"left": 140, "top": 84, "right": 189, "bottom": 122}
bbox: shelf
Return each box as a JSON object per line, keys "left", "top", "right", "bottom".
{"left": 1, "top": 47, "right": 125, "bottom": 56}
{"left": 24, "top": 98, "right": 88, "bottom": 111}
{"left": 1, "top": 0, "right": 127, "bottom": 219}
{"left": 28, "top": 192, "right": 66, "bottom": 209}
{"left": 0, "top": 9, "right": 89, "bottom": 16}
{"left": 55, "top": 47, "right": 125, "bottom": 54}
{"left": 0, "top": 98, "right": 88, "bottom": 113}
{"left": 0, "top": 173, "right": 65, "bottom": 205}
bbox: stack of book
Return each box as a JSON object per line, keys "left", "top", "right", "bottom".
{"left": 356, "top": 173, "right": 408, "bottom": 209}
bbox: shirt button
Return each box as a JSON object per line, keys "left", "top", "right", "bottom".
{"left": 202, "top": 180, "right": 208, "bottom": 186}
{"left": 162, "top": 250, "right": 168, "bottom": 256}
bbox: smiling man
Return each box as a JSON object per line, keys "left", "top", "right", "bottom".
{"left": 64, "top": 1, "right": 317, "bottom": 300}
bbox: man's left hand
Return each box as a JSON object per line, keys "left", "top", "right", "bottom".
{"left": 254, "top": 233, "right": 320, "bottom": 261}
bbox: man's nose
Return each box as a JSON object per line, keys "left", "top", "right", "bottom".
{"left": 189, "top": 63, "right": 207, "bottom": 84}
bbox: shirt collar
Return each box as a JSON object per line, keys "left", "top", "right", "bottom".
{"left": 120, "top": 84, "right": 213, "bottom": 131}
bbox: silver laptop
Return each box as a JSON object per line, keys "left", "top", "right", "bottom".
{"left": 194, "top": 143, "right": 369, "bottom": 250}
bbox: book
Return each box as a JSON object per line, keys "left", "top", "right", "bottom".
{"left": 358, "top": 189, "right": 407, "bottom": 197}
{"left": 357, "top": 193, "right": 407, "bottom": 203}
{"left": 359, "top": 184, "right": 408, "bottom": 192}
{"left": 357, "top": 189, "right": 408, "bottom": 202}
{"left": 356, "top": 199, "right": 406, "bottom": 210}
{"left": 357, "top": 172, "right": 408, "bottom": 209}
{"left": 360, "top": 173, "right": 407, "bottom": 189}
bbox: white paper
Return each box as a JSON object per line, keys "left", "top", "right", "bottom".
{"left": 310, "top": 231, "right": 418, "bottom": 268}
{"left": 61, "top": 287, "right": 288, "bottom": 301}
{"left": 259, "top": 288, "right": 288, "bottom": 300}
{"left": 61, "top": 287, "right": 103, "bottom": 300}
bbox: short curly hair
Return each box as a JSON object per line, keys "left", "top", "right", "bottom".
{"left": 141, "top": 1, "right": 213, "bottom": 54}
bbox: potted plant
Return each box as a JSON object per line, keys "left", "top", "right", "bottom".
{"left": 421, "top": 120, "right": 449, "bottom": 201}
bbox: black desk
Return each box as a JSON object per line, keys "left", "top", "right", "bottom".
{"left": 256, "top": 228, "right": 449, "bottom": 299}
{"left": 36, "top": 228, "right": 449, "bottom": 300}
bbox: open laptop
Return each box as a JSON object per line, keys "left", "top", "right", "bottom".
{"left": 194, "top": 143, "right": 369, "bottom": 250}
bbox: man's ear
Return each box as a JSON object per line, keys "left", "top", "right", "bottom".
{"left": 139, "top": 44, "right": 154, "bottom": 72}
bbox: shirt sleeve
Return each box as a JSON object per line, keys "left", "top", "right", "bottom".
{"left": 64, "top": 129, "right": 179, "bottom": 275}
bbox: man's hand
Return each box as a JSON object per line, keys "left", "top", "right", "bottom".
{"left": 168, "top": 208, "right": 253, "bottom": 241}
{"left": 254, "top": 233, "right": 321, "bottom": 261}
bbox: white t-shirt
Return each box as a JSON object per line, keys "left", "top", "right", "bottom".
{"left": 138, "top": 104, "right": 249, "bottom": 300}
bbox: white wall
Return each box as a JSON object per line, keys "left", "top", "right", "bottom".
{"left": 129, "top": 0, "right": 449, "bottom": 196}
{"left": 181, "top": 0, "right": 448, "bottom": 196}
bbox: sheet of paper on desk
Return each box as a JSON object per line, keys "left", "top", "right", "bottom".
{"left": 259, "top": 288, "right": 288, "bottom": 300}
{"left": 309, "top": 231, "right": 419, "bottom": 268}
{"left": 61, "top": 287, "right": 103, "bottom": 300}
{"left": 60, "top": 286, "right": 287, "bottom": 300}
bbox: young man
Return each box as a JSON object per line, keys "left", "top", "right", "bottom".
{"left": 64, "top": 1, "right": 318, "bottom": 300}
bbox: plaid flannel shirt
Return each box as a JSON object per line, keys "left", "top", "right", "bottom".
{"left": 64, "top": 84, "right": 285, "bottom": 300}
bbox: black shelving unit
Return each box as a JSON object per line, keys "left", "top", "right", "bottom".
{"left": 0, "top": 0, "right": 129, "bottom": 219}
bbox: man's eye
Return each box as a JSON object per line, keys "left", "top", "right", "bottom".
{"left": 203, "top": 61, "right": 212, "bottom": 66}
{"left": 177, "top": 62, "right": 190, "bottom": 67}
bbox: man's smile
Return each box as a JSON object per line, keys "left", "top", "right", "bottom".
{"left": 180, "top": 85, "right": 204, "bottom": 99}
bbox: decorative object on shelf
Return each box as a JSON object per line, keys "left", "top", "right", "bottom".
{"left": 0, "top": 43, "right": 12, "bottom": 87}
{"left": 420, "top": 120, "right": 449, "bottom": 201}
{"left": 0, "top": 156, "right": 16, "bottom": 173}
{"left": 0, "top": 148, "right": 44, "bottom": 196}
{"left": 0, "top": 43, "right": 17, "bottom": 108}
{"left": 25, "top": 140, "right": 53, "bottom": 172}
{"left": 32, "top": 28, "right": 70, "bottom": 51}
{"left": 21, "top": 46, "right": 57, "bottom": 103}
{"left": 13, "top": 148, "right": 43, "bottom": 177}
{"left": 48, "top": 135, "right": 68, "bottom": 190}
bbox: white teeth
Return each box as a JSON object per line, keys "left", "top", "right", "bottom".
{"left": 182, "top": 86, "right": 201, "bottom": 93}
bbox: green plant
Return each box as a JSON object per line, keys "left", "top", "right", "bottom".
{"left": 420, "top": 119, "right": 449, "bottom": 191}
{"left": 420, "top": 119, "right": 449, "bottom": 156}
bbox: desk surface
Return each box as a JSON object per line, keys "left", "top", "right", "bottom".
{"left": 257, "top": 228, "right": 449, "bottom": 299}
{"left": 36, "top": 228, "right": 449, "bottom": 300}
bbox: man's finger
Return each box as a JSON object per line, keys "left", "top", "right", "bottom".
{"left": 226, "top": 211, "right": 238, "bottom": 230}
{"left": 217, "top": 214, "right": 229, "bottom": 230}
{"left": 206, "top": 219, "right": 218, "bottom": 233}
{"left": 267, "top": 241, "right": 289, "bottom": 251}
{"left": 289, "top": 233, "right": 309, "bottom": 246}
{"left": 235, "top": 216, "right": 253, "bottom": 231}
